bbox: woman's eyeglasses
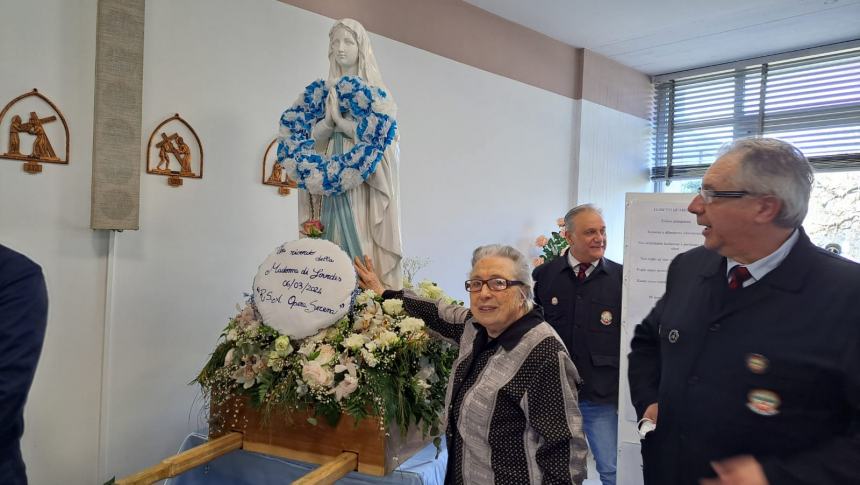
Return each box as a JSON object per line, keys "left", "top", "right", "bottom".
{"left": 465, "top": 278, "right": 524, "bottom": 292}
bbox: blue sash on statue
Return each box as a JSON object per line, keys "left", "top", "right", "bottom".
{"left": 321, "top": 132, "right": 363, "bottom": 260}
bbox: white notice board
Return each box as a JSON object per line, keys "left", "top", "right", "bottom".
{"left": 616, "top": 193, "right": 703, "bottom": 484}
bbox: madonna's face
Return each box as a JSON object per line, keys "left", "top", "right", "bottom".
{"left": 330, "top": 27, "right": 359, "bottom": 71}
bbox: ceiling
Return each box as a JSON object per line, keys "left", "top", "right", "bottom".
{"left": 465, "top": 0, "right": 860, "bottom": 76}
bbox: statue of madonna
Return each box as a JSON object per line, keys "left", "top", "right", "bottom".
{"left": 296, "top": 19, "right": 403, "bottom": 289}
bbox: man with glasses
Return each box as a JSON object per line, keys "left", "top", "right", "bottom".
{"left": 533, "top": 204, "right": 622, "bottom": 485}
{"left": 628, "top": 137, "right": 860, "bottom": 484}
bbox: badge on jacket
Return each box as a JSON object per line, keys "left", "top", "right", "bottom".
{"left": 747, "top": 389, "right": 781, "bottom": 416}
{"left": 668, "top": 329, "right": 680, "bottom": 343}
{"left": 600, "top": 310, "right": 613, "bottom": 325}
{"left": 746, "top": 353, "right": 769, "bottom": 374}
{"left": 551, "top": 297, "right": 558, "bottom": 305}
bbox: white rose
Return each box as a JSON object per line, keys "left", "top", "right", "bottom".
{"left": 302, "top": 361, "right": 334, "bottom": 388}
{"left": 398, "top": 317, "right": 425, "bottom": 334}
{"left": 376, "top": 330, "right": 399, "bottom": 349}
{"left": 343, "top": 333, "right": 368, "bottom": 350}
{"left": 355, "top": 289, "right": 377, "bottom": 306}
{"left": 274, "top": 336, "right": 293, "bottom": 356}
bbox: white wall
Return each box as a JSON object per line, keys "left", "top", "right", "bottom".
{"left": 0, "top": 1, "right": 105, "bottom": 484}
{"left": 101, "top": 0, "right": 576, "bottom": 480}
{"left": 574, "top": 100, "right": 652, "bottom": 262}
{"left": 1, "top": 1, "right": 648, "bottom": 483}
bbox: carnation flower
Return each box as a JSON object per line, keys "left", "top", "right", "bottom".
{"left": 535, "top": 235, "right": 549, "bottom": 248}
{"left": 533, "top": 257, "right": 545, "bottom": 267}
{"left": 557, "top": 218, "right": 566, "bottom": 227}
{"left": 382, "top": 299, "right": 404, "bottom": 316}
{"left": 417, "top": 280, "right": 444, "bottom": 300}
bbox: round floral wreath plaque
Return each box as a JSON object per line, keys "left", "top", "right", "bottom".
{"left": 276, "top": 76, "right": 397, "bottom": 196}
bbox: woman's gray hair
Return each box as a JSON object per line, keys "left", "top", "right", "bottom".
{"left": 718, "top": 137, "right": 814, "bottom": 228}
{"left": 471, "top": 244, "right": 534, "bottom": 311}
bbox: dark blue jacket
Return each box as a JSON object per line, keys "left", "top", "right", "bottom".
{"left": 628, "top": 230, "right": 860, "bottom": 484}
{"left": 0, "top": 245, "right": 48, "bottom": 485}
{"left": 533, "top": 255, "right": 623, "bottom": 405}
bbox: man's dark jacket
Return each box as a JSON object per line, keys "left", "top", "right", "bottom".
{"left": 533, "top": 255, "right": 623, "bottom": 405}
{"left": 0, "top": 245, "right": 48, "bottom": 485}
{"left": 628, "top": 230, "right": 860, "bottom": 484}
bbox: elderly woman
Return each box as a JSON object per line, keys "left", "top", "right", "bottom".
{"left": 355, "top": 245, "right": 587, "bottom": 484}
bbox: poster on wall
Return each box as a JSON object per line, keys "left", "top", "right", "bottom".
{"left": 617, "top": 192, "right": 702, "bottom": 485}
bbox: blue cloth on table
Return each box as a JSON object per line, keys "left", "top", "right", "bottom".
{"left": 166, "top": 433, "right": 447, "bottom": 485}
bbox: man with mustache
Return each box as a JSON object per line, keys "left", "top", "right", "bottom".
{"left": 628, "top": 137, "right": 860, "bottom": 484}
{"left": 533, "top": 204, "right": 622, "bottom": 485}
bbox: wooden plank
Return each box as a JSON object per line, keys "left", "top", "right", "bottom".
{"left": 292, "top": 452, "right": 358, "bottom": 485}
{"left": 116, "top": 432, "right": 243, "bottom": 484}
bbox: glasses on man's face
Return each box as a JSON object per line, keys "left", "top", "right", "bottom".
{"left": 697, "top": 187, "right": 750, "bottom": 204}
{"left": 464, "top": 278, "right": 524, "bottom": 293}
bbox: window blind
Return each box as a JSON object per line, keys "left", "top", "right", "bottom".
{"left": 651, "top": 43, "right": 860, "bottom": 181}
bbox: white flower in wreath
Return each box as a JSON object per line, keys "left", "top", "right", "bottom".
{"left": 364, "top": 341, "right": 378, "bottom": 352}
{"left": 302, "top": 361, "right": 335, "bottom": 388}
{"left": 326, "top": 161, "right": 340, "bottom": 178}
{"left": 398, "top": 317, "right": 425, "bottom": 335}
{"left": 381, "top": 299, "right": 404, "bottom": 316}
{"left": 226, "top": 328, "right": 238, "bottom": 342}
{"left": 224, "top": 348, "right": 236, "bottom": 366}
{"left": 339, "top": 168, "right": 362, "bottom": 189}
{"left": 303, "top": 168, "right": 325, "bottom": 194}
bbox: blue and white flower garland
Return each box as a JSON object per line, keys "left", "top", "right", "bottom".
{"left": 276, "top": 76, "right": 397, "bottom": 196}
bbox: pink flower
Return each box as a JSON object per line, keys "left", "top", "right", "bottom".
{"left": 559, "top": 229, "right": 567, "bottom": 238}
{"left": 300, "top": 219, "right": 325, "bottom": 238}
{"left": 533, "top": 257, "right": 545, "bottom": 267}
{"left": 557, "top": 218, "right": 566, "bottom": 227}
{"left": 535, "top": 235, "right": 549, "bottom": 248}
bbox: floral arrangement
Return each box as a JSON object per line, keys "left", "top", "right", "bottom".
{"left": 276, "top": 76, "right": 397, "bottom": 196}
{"left": 194, "top": 285, "right": 457, "bottom": 443}
{"left": 533, "top": 218, "right": 569, "bottom": 267}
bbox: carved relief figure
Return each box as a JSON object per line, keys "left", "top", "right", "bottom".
{"left": 155, "top": 132, "right": 178, "bottom": 172}
{"left": 6, "top": 115, "right": 23, "bottom": 156}
{"left": 175, "top": 136, "right": 192, "bottom": 175}
{"left": 27, "top": 112, "right": 58, "bottom": 161}
{"left": 267, "top": 162, "right": 284, "bottom": 184}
